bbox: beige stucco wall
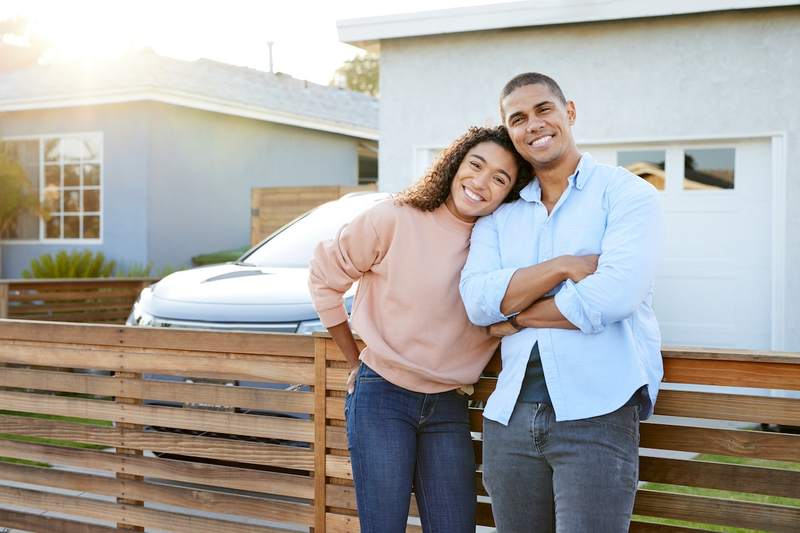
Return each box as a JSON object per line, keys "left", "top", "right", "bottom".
{"left": 376, "top": 7, "right": 800, "bottom": 348}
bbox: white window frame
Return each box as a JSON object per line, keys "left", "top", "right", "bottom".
{"left": 0, "top": 131, "right": 103, "bottom": 245}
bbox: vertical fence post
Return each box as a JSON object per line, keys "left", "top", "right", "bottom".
{"left": 313, "top": 335, "right": 328, "bottom": 533}
{"left": 115, "top": 369, "right": 145, "bottom": 531}
{"left": 0, "top": 282, "right": 8, "bottom": 319}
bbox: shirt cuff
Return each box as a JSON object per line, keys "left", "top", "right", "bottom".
{"left": 317, "top": 304, "right": 349, "bottom": 328}
{"left": 554, "top": 280, "right": 603, "bottom": 334}
{"left": 483, "top": 267, "right": 519, "bottom": 323}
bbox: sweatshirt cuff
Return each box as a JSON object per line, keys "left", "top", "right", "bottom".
{"left": 554, "top": 280, "right": 603, "bottom": 334}
{"left": 317, "top": 304, "right": 349, "bottom": 328}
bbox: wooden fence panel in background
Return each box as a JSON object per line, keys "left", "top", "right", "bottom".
{"left": 250, "top": 184, "right": 378, "bottom": 245}
{"left": 0, "top": 278, "right": 157, "bottom": 324}
{"left": 0, "top": 319, "right": 316, "bottom": 532}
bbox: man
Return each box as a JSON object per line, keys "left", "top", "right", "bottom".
{"left": 460, "top": 72, "right": 664, "bottom": 532}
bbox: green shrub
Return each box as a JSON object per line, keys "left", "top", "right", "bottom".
{"left": 22, "top": 250, "right": 116, "bottom": 279}
{"left": 191, "top": 245, "right": 249, "bottom": 266}
{"left": 118, "top": 261, "right": 154, "bottom": 277}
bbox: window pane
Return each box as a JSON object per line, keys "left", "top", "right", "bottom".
{"left": 83, "top": 163, "right": 100, "bottom": 186}
{"left": 44, "top": 188, "right": 61, "bottom": 212}
{"left": 64, "top": 164, "right": 80, "bottom": 186}
{"left": 84, "top": 216, "right": 100, "bottom": 239}
{"left": 82, "top": 137, "right": 100, "bottom": 160}
{"left": 46, "top": 216, "right": 61, "bottom": 238}
{"left": 63, "top": 216, "right": 80, "bottom": 238}
{"left": 617, "top": 150, "right": 666, "bottom": 191}
{"left": 684, "top": 148, "right": 735, "bottom": 190}
{"left": 61, "top": 138, "right": 83, "bottom": 162}
{"left": 83, "top": 189, "right": 100, "bottom": 212}
{"left": 64, "top": 190, "right": 81, "bottom": 212}
{"left": 45, "top": 139, "right": 60, "bottom": 162}
{"left": 45, "top": 165, "right": 60, "bottom": 187}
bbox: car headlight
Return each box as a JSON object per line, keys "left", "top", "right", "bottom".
{"left": 296, "top": 319, "right": 326, "bottom": 335}
{"left": 127, "top": 298, "right": 157, "bottom": 327}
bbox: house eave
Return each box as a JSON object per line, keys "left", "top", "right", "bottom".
{"left": 0, "top": 88, "right": 379, "bottom": 141}
{"left": 337, "top": 0, "right": 798, "bottom": 48}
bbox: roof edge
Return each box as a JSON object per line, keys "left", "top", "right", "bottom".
{"left": 337, "top": 0, "right": 798, "bottom": 46}
{"left": 0, "top": 88, "right": 378, "bottom": 140}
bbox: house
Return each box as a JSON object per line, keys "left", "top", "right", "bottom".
{"left": 0, "top": 49, "right": 378, "bottom": 276}
{"left": 338, "top": 0, "right": 799, "bottom": 351}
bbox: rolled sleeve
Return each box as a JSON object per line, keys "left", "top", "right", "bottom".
{"left": 554, "top": 279, "right": 603, "bottom": 334}
{"left": 459, "top": 214, "right": 518, "bottom": 326}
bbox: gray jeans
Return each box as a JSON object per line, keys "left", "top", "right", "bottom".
{"left": 483, "top": 402, "right": 640, "bottom": 533}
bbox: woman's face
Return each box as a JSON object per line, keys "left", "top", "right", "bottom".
{"left": 446, "top": 141, "right": 519, "bottom": 222}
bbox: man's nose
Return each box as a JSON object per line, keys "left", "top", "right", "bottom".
{"left": 526, "top": 116, "right": 546, "bottom": 132}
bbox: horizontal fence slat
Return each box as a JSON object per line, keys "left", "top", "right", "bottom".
{"left": 0, "top": 439, "right": 313, "bottom": 499}
{"left": 662, "top": 346, "right": 800, "bottom": 365}
{"left": 663, "top": 357, "right": 800, "bottom": 390}
{"left": 0, "top": 390, "right": 314, "bottom": 442}
{"left": 326, "top": 425, "right": 348, "bottom": 450}
{"left": 0, "top": 341, "right": 315, "bottom": 383}
{"left": 640, "top": 423, "right": 800, "bottom": 462}
{"left": 326, "top": 454, "right": 352, "bottom": 480}
{"left": 0, "top": 415, "right": 314, "bottom": 470}
{"left": 9, "top": 288, "right": 142, "bottom": 303}
{"left": 634, "top": 488, "right": 800, "bottom": 532}
{"left": 0, "top": 367, "right": 314, "bottom": 413}
{"left": 629, "top": 521, "right": 712, "bottom": 532}
{"left": 0, "top": 508, "right": 118, "bottom": 533}
{"left": 0, "top": 462, "right": 313, "bottom": 526}
{"left": 639, "top": 456, "right": 800, "bottom": 499}
{"left": 0, "top": 319, "right": 316, "bottom": 357}
{"left": 0, "top": 484, "right": 289, "bottom": 533}
{"left": 654, "top": 389, "right": 800, "bottom": 426}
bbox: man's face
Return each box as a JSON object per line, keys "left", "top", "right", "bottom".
{"left": 501, "top": 83, "right": 576, "bottom": 169}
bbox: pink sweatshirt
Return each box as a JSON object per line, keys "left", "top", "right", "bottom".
{"left": 308, "top": 198, "right": 499, "bottom": 393}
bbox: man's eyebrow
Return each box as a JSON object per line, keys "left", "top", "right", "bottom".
{"left": 534, "top": 99, "right": 555, "bottom": 109}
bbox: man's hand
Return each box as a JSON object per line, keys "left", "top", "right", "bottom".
{"left": 489, "top": 320, "right": 518, "bottom": 338}
{"left": 346, "top": 365, "right": 359, "bottom": 394}
{"left": 559, "top": 255, "right": 599, "bottom": 283}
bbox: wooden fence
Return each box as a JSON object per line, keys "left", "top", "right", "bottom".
{"left": 0, "top": 278, "right": 156, "bottom": 324}
{"left": 250, "top": 185, "right": 378, "bottom": 245}
{"left": 317, "top": 337, "right": 800, "bottom": 533}
{"left": 0, "top": 320, "right": 799, "bottom": 532}
{"left": 0, "top": 320, "right": 317, "bottom": 532}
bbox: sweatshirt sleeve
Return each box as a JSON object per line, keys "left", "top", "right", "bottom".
{"left": 308, "top": 205, "right": 391, "bottom": 327}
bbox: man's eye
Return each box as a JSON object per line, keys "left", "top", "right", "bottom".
{"left": 511, "top": 116, "right": 524, "bottom": 125}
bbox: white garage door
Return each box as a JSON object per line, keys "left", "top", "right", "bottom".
{"left": 586, "top": 139, "right": 774, "bottom": 350}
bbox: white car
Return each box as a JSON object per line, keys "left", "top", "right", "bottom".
{"left": 127, "top": 192, "right": 389, "bottom": 333}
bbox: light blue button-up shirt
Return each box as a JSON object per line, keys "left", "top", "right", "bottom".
{"left": 460, "top": 153, "right": 664, "bottom": 424}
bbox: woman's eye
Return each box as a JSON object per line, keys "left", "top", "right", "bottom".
{"left": 470, "top": 161, "right": 481, "bottom": 169}
{"left": 494, "top": 176, "right": 507, "bottom": 185}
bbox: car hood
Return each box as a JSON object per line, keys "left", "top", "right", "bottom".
{"left": 143, "top": 263, "right": 338, "bottom": 323}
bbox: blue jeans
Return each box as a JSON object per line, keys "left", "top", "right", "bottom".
{"left": 483, "top": 402, "right": 640, "bottom": 532}
{"left": 345, "top": 363, "right": 476, "bottom": 533}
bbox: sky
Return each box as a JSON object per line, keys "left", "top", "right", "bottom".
{"left": 0, "top": 0, "right": 512, "bottom": 85}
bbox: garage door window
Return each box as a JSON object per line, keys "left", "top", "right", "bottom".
{"left": 684, "top": 148, "right": 735, "bottom": 190}
{"left": 617, "top": 150, "right": 666, "bottom": 190}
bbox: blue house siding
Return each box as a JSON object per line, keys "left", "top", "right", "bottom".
{"left": 0, "top": 102, "right": 150, "bottom": 277}
{"left": 144, "top": 102, "right": 360, "bottom": 271}
{"left": 0, "top": 101, "right": 361, "bottom": 278}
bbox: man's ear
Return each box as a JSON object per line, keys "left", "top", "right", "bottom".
{"left": 566, "top": 100, "right": 576, "bottom": 125}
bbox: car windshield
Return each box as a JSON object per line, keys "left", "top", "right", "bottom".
{"left": 243, "top": 197, "right": 380, "bottom": 268}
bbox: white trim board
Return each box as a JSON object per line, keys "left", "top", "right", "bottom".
{"left": 0, "top": 88, "right": 378, "bottom": 141}
{"left": 338, "top": 0, "right": 798, "bottom": 48}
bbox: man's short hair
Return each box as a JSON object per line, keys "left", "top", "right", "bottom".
{"left": 500, "top": 73, "right": 567, "bottom": 118}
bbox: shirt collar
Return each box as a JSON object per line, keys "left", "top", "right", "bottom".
{"left": 519, "top": 152, "right": 596, "bottom": 203}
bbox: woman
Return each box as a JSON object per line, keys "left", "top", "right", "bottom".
{"left": 308, "top": 126, "right": 532, "bottom": 533}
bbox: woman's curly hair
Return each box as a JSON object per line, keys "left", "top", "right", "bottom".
{"left": 396, "top": 126, "right": 532, "bottom": 211}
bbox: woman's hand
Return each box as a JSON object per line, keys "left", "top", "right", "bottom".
{"left": 489, "top": 320, "right": 518, "bottom": 338}
{"left": 346, "top": 365, "right": 359, "bottom": 394}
